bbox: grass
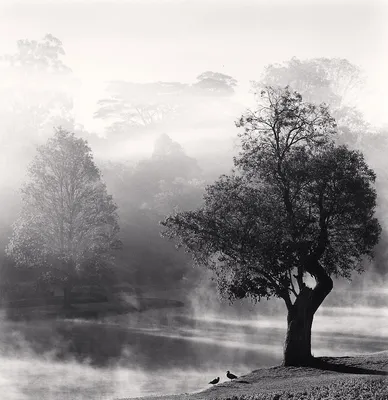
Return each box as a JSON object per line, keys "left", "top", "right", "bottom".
{"left": 122, "top": 352, "right": 388, "bottom": 400}
{"left": 211, "top": 378, "right": 388, "bottom": 399}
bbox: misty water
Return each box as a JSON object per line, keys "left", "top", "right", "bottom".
{"left": 1, "top": 288, "right": 388, "bottom": 400}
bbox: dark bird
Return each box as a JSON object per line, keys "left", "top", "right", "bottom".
{"left": 208, "top": 377, "right": 219, "bottom": 385}
{"left": 226, "top": 371, "right": 238, "bottom": 380}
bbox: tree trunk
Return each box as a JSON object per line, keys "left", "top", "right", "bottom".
{"left": 283, "top": 288, "right": 315, "bottom": 366}
{"left": 283, "top": 262, "right": 333, "bottom": 366}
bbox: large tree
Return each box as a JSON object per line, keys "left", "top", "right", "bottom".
{"left": 161, "top": 86, "right": 381, "bottom": 366}
{"left": 6, "top": 128, "right": 121, "bottom": 308}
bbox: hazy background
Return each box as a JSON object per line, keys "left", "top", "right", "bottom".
{"left": 0, "top": 0, "right": 387, "bottom": 399}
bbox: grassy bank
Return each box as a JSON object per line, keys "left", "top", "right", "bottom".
{"left": 120, "top": 352, "right": 388, "bottom": 400}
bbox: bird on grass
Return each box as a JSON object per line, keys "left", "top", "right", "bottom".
{"left": 208, "top": 377, "right": 220, "bottom": 385}
{"left": 226, "top": 371, "right": 238, "bottom": 380}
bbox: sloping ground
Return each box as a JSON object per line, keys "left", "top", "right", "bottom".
{"left": 120, "top": 352, "right": 388, "bottom": 400}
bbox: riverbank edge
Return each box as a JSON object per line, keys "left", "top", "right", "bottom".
{"left": 119, "top": 351, "right": 388, "bottom": 400}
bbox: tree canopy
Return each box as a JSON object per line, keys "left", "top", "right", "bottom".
{"left": 260, "top": 57, "right": 364, "bottom": 108}
{"left": 0, "top": 33, "right": 71, "bottom": 74}
{"left": 193, "top": 71, "right": 237, "bottom": 96}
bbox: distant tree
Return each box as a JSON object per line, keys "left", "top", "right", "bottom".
{"left": 258, "top": 57, "right": 366, "bottom": 147}
{"left": 0, "top": 33, "right": 74, "bottom": 123}
{"left": 193, "top": 71, "right": 237, "bottom": 96}
{"left": 6, "top": 128, "right": 121, "bottom": 308}
{"left": 260, "top": 57, "right": 364, "bottom": 107}
{"left": 152, "top": 177, "right": 205, "bottom": 216}
{"left": 126, "top": 134, "right": 202, "bottom": 208}
{"left": 0, "top": 33, "right": 71, "bottom": 74}
{"left": 161, "top": 86, "right": 380, "bottom": 366}
{"left": 0, "top": 34, "right": 77, "bottom": 183}
{"left": 152, "top": 133, "right": 186, "bottom": 158}
{"left": 94, "top": 81, "right": 187, "bottom": 137}
{"left": 97, "top": 134, "right": 204, "bottom": 290}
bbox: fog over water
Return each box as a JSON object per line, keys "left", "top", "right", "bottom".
{"left": 0, "top": 1, "right": 388, "bottom": 399}
{"left": 0, "top": 284, "right": 387, "bottom": 399}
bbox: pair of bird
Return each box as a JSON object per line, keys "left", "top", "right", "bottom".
{"left": 209, "top": 371, "right": 237, "bottom": 385}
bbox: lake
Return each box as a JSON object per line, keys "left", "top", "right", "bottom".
{"left": 0, "top": 289, "right": 388, "bottom": 400}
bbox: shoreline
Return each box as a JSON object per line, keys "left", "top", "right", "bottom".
{"left": 118, "top": 351, "right": 388, "bottom": 400}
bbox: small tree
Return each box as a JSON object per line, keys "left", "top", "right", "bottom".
{"left": 6, "top": 128, "right": 121, "bottom": 308}
{"left": 161, "top": 86, "right": 381, "bottom": 366}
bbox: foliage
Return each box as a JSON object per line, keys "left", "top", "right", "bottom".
{"left": 260, "top": 57, "right": 364, "bottom": 108}
{"left": 152, "top": 177, "right": 205, "bottom": 216}
{"left": 0, "top": 33, "right": 71, "bottom": 73}
{"left": 161, "top": 86, "right": 380, "bottom": 306}
{"left": 0, "top": 34, "right": 78, "bottom": 184}
{"left": 6, "top": 128, "right": 121, "bottom": 288}
{"left": 259, "top": 57, "right": 388, "bottom": 278}
{"left": 193, "top": 71, "right": 238, "bottom": 96}
{"left": 258, "top": 57, "right": 367, "bottom": 148}
{"left": 94, "top": 71, "right": 238, "bottom": 138}
{"left": 128, "top": 134, "right": 202, "bottom": 209}
{"left": 94, "top": 81, "right": 187, "bottom": 136}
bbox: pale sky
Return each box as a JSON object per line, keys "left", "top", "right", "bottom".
{"left": 0, "top": 0, "right": 387, "bottom": 130}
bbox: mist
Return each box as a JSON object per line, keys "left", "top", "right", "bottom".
{"left": 0, "top": 0, "right": 387, "bottom": 399}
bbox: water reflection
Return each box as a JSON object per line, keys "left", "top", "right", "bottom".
{"left": 0, "top": 300, "right": 387, "bottom": 399}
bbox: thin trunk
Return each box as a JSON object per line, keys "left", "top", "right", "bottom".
{"left": 283, "top": 262, "right": 333, "bottom": 366}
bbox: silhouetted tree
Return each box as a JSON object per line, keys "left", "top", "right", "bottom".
{"left": 161, "top": 86, "right": 381, "bottom": 366}
{"left": 6, "top": 128, "right": 121, "bottom": 308}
